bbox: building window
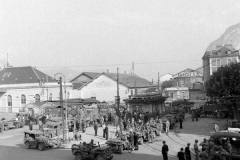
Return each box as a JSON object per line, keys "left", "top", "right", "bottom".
{"left": 21, "top": 94, "right": 26, "bottom": 104}
{"left": 180, "top": 80, "right": 184, "bottom": 87}
{"left": 182, "top": 91, "right": 186, "bottom": 99}
{"left": 49, "top": 93, "right": 53, "bottom": 101}
{"left": 211, "top": 58, "right": 221, "bottom": 67}
{"left": 227, "top": 57, "right": 238, "bottom": 65}
{"left": 35, "top": 94, "right": 40, "bottom": 103}
{"left": 8, "top": 95, "right": 12, "bottom": 106}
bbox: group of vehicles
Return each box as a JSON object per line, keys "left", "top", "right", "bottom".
{"left": 0, "top": 118, "right": 24, "bottom": 132}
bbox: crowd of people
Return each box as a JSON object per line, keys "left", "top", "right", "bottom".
{"left": 174, "top": 138, "right": 233, "bottom": 160}
{"left": 25, "top": 109, "right": 234, "bottom": 160}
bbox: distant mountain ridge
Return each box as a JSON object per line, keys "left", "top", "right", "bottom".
{"left": 207, "top": 23, "right": 240, "bottom": 51}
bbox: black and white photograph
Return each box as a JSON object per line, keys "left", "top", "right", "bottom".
{"left": 0, "top": 0, "right": 240, "bottom": 160}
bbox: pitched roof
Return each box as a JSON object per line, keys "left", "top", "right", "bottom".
{"left": 103, "top": 72, "right": 153, "bottom": 88}
{"left": 71, "top": 72, "right": 154, "bottom": 89}
{"left": 203, "top": 45, "right": 239, "bottom": 59}
{"left": 71, "top": 72, "right": 101, "bottom": 82}
{"left": 0, "top": 66, "right": 56, "bottom": 85}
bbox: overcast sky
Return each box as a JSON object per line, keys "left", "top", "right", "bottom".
{"left": 1, "top": 0, "right": 240, "bottom": 80}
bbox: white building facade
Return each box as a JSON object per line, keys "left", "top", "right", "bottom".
{"left": 80, "top": 74, "right": 133, "bottom": 102}
{"left": 71, "top": 72, "right": 155, "bottom": 103}
{"left": 0, "top": 66, "right": 80, "bottom": 113}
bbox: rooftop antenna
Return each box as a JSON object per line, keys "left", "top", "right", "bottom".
{"left": 131, "top": 62, "right": 135, "bottom": 76}
{"left": 6, "top": 52, "right": 9, "bottom": 68}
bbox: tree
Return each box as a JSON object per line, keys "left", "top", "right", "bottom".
{"left": 161, "top": 79, "right": 176, "bottom": 90}
{"left": 205, "top": 63, "right": 240, "bottom": 120}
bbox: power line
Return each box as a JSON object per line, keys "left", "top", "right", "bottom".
{"left": 33, "top": 59, "right": 201, "bottom": 69}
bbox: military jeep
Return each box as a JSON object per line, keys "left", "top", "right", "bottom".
{"left": 71, "top": 141, "right": 113, "bottom": 160}
{"left": 24, "top": 130, "right": 61, "bottom": 151}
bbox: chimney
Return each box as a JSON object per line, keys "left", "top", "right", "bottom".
{"left": 91, "top": 97, "right": 96, "bottom": 100}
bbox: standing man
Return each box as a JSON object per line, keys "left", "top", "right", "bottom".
{"left": 81, "top": 120, "right": 86, "bottom": 133}
{"left": 177, "top": 148, "right": 185, "bottom": 160}
{"left": 179, "top": 118, "right": 183, "bottom": 129}
{"left": 102, "top": 123, "right": 106, "bottom": 138}
{"left": 166, "top": 120, "right": 170, "bottom": 135}
{"left": 162, "top": 141, "right": 169, "bottom": 160}
{"left": 105, "top": 124, "right": 109, "bottom": 140}
{"left": 192, "top": 111, "right": 195, "bottom": 122}
{"left": 93, "top": 120, "right": 98, "bottom": 136}
{"left": 185, "top": 143, "right": 191, "bottom": 160}
{"left": 159, "top": 119, "right": 163, "bottom": 136}
{"left": 194, "top": 140, "right": 199, "bottom": 160}
{"left": 214, "top": 123, "right": 219, "bottom": 132}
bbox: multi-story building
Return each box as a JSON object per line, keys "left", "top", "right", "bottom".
{"left": 202, "top": 44, "right": 240, "bottom": 82}
{"left": 163, "top": 87, "right": 189, "bottom": 102}
{"left": 172, "top": 68, "right": 203, "bottom": 89}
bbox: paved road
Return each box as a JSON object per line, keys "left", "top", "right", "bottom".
{"left": 0, "top": 126, "right": 178, "bottom": 160}
{"left": 0, "top": 116, "right": 222, "bottom": 160}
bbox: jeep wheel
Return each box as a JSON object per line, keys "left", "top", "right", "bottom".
{"left": 25, "top": 141, "right": 30, "bottom": 149}
{"left": 96, "top": 155, "right": 105, "bottom": 160}
{"left": 38, "top": 143, "right": 45, "bottom": 151}
{"left": 74, "top": 153, "right": 82, "bottom": 160}
{"left": 119, "top": 145, "right": 123, "bottom": 154}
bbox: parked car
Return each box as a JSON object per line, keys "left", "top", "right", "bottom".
{"left": 210, "top": 132, "right": 240, "bottom": 160}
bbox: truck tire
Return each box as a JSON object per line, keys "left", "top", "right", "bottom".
{"left": 38, "top": 143, "right": 45, "bottom": 151}
{"left": 74, "top": 153, "right": 82, "bottom": 160}
{"left": 119, "top": 145, "right": 123, "bottom": 154}
{"left": 96, "top": 155, "right": 105, "bottom": 160}
{"left": 25, "top": 141, "right": 30, "bottom": 149}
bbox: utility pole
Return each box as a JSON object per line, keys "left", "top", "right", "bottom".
{"left": 116, "top": 67, "right": 122, "bottom": 134}
{"left": 64, "top": 79, "right": 69, "bottom": 142}
{"left": 59, "top": 77, "right": 65, "bottom": 141}
{"left": 158, "top": 72, "right": 160, "bottom": 92}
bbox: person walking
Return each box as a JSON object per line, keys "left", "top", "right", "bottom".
{"left": 185, "top": 143, "right": 191, "bottom": 160}
{"left": 194, "top": 140, "right": 199, "bottom": 160}
{"left": 178, "top": 148, "right": 185, "bottom": 160}
{"left": 162, "top": 141, "right": 169, "bottom": 160}
{"left": 93, "top": 120, "right": 98, "bottom": 136}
